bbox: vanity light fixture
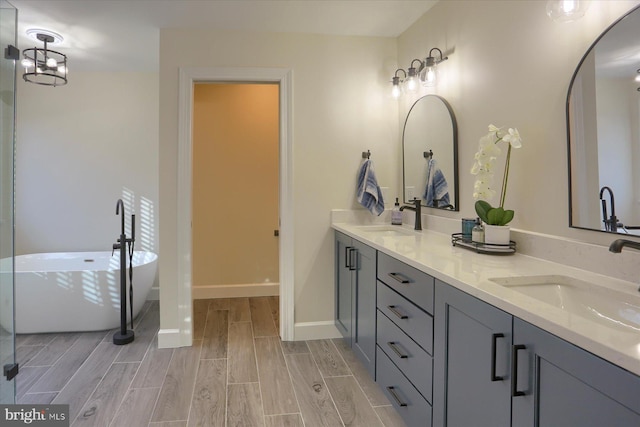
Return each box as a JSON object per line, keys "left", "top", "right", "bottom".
{"left": 420, "top": 48, "right": 448, "bottom": 87}
{"left": 391, "top": 68, "right": 406, "bottom": 99}
{"left": 22, "top": 29, "right": 68, "bottom": 87}
{"left": 545, "top": 0, "right": 590, "bottom": 23}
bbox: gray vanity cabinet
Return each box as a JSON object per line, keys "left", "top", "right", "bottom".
{"left": 433, "top": 279, "right": 512, "bottom": 427}
{"left": 334, "top": 232, "right": 377, "bottom": 376}
{"left": 511, "top": 318, "right": 640, "bottom": 427}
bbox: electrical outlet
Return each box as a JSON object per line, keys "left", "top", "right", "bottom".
{"left": 406, "top": 186, "right": 415, "bottom": 201}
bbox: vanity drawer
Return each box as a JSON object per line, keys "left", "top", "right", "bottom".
{"left": 377, "top": 347, "right": 432, "bottom": 427}
{"left": 377, "top": 309, "right": 433, "bottom": 403}
{"left": 377, "top": 281, "right": 433, "bottom": 354}
{"left": 378, "top": 252, "right": 434, "bottom": 314}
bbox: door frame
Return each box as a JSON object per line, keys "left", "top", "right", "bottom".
{"left": 177, "top": 67, "right": 294, "bottom": 341}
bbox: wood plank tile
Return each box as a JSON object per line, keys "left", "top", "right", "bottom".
{"left": 26, "top": 332, "right": 81, "bottom": 366}
{"left": 110, "top": 387, "right": 160, "bottom": 427}
{"left": 19, "top": 392, "right": 57, "bottom": 404}
{"left": 249, "top": 297, "right": 277, "bottom": 337}
{"left": 16, "top": 345, "right": 45, "bottom": 366}
{"left": 332, "top": 338, "right": 389, "bottom": 406}
{"left": 133, "top": 300, "right": 153, "bottom": 327}
{"left": 16, "top": 366, "right": 50, "bottom": 399}
{"left": 149, "top": 422, "right": 187, "bottom": 427}
{"left": 192, "top": 299, "right": 209, "bottom": 340}
{"left": 130, "top": 335, "right": 173, "bottom": 389}
{"left": 73, "top": 361, "right": 140, "bottom": 426}
{"left": 209, "top": 298, "right": 230, "bottom": 310}
{"left": 264, "top": 414, "right": 304, "bottom": 427}
{"left": 325, "top": 376, "right": 383, "bottom": 427}
{"left": 52, "top": 342, "right": 124, "bottom": 421}
{"left": 307, "top": 339, "right": 350, "bottom": 377}
{"left": 30, "top": 331, "right": 110, "bottom": 393}
{"left": 227, "top": 383, "right": 264, "bottom": 427}
{"left": 254, "top": 337, "right": 299, "bottom": 415}
{"left": 284, "top": 353, "right": 342, "bottom": 427}
{"left": 16, "top": 333, "right": 57, "bottom": 347}
{"left": 151, "top": 340, "right": 202, "bottom": 423}
{"left": 374, "top": 406, "right": 407, "bottom": 427}
{"left": 228, "top": 322, "right": 258, "bottom": 384}
{"left": 187, "top": 359, "right": 226, "bottom": 427}
{"left": 201, "top": 309, "right": 228, "bottom": 359}
{"left": 116, "top": 301, "right": 160, "bottom": 362}
{"left": 268, "top": 296, "right": 279, "bottom": 325}
{"left": 281, "top": 341, "right": 310, "bottom": 354}
{"left": 229, "top": 297, "right": 251, "bottom": 322}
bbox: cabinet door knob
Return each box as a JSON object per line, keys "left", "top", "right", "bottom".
{"left": 511, "top": 344, "right": 527, "bottom": 397}
{"left": 491, "top": 333, "right": 505, "bottom": 381}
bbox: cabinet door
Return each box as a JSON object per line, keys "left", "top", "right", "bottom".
{"left": 512, "top": 319, "right": 640, "bottom": 427}
{"left": 335, "top": 232, "right": 354, "bottom": 344}
{"left": 352, "top": 239, "right": 377, "bottom": 377}
{"left": 433, "top": 280, "right": 512, "bottom": 427}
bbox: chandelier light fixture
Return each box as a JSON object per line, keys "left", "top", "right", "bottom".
{"left": 22, "top": 29, "right": 68, "bottom": 87}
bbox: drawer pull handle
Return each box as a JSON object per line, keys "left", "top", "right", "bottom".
{"left": 386, "top": 386, "right": 408, "bottom": 407}
{"left": 491, "top": 333, "right": 505, "bottom": 381}
{"left": 387, "top": 305, "right": 408, "bottom": 320}
{"left": 388, "top": 272, "right": 411, "bottom": 284}
{"left": 387, "top": 341, "right": 408, "bottom": 359}
{"left": 348, "top": 248, "right": 357, "bottom": 271}
{"left": 511, "top": 344, "right": 527, "bottom": 397}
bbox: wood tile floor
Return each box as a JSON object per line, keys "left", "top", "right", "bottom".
{"left": 15, "top": 297, "right": 407, "bottom": 427}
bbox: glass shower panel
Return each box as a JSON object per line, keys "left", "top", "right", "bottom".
{"left": 0, "top": 0, "right": 17, "bottom": 404}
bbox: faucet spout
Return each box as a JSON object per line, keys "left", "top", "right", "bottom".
{"left": 599, "top": 186, "right": 617, "bottom": 232}
{"left": 608, "top": 239, "right": 640, "bottom": 253}
{"left": 400, "top": 198, "right": 422, "bottom": 231}
{"left": 116, "top": 199, "right": 125, "bottom": 236}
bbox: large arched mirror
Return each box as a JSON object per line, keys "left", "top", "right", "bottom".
{"left": 568, "top": 5, "right": 640, "bottom": 235}
{"left": 402, "top": 95, "right": 459, "bottom": 210}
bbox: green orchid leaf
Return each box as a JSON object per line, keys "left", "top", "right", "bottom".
{"left": 474, "top": 200, "right": 492, "bottom": 224}
{"left": 487, "top": 207, "right": 505, "bottom": 225}
{"left": 499, "top": 209, "right": 514, "bottom": 226}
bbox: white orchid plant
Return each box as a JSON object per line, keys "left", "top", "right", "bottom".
{"left": 470, "top": 124, "right": 522, "bottom": 226}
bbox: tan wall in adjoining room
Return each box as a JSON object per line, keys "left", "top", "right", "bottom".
{"left": 192, "top": 83, "right": 279, "bottom": 287}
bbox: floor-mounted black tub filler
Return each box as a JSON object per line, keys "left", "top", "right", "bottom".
{"left": 112, "top": 198, "right": 135, "bottom": 345}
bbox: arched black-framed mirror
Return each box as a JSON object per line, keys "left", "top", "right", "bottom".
{"left": 402, "top": 95, "right": 459, "bottom": 210}
{"left": 567, "top": 5, "right": 640, "bottom": 235}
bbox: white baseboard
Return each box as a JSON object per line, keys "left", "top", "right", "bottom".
{"left": 192, "top": 283, "right": 279, "bottom": 299}
{"left": 293, "top": 321, "right": 342, "bottom": 341}
{"left": 157, "top": 328, "right": 183, "bottom": 348}
{"left": 147, "top": 286, "right": 160, "bottom": 301}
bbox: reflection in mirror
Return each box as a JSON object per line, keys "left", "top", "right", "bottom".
{"left": 567, "top": 5, "right": 640, "bottom": 235}
{"left": 402, "top": 95, "right": 458, "bottom": 210}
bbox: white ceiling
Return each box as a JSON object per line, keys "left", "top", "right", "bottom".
{"left": 9, "top": 0, "right": 437, "bottom": 72}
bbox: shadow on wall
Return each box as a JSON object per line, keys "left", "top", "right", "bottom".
{"left": 121, "top": 187, "right": 156, "bottom": 253}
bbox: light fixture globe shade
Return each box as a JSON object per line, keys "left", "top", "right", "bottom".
{"left": 546, "top": 0, "right": 590, "bottom": 22}
{"left": 420, "top": 65, "right": 438, "bottom": 87}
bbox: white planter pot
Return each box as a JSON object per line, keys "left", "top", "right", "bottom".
{"left": 484, "top": 224, "right": 511, "bottom": 245}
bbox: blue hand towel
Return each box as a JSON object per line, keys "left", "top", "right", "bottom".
{"left": 423, "top": 159, "right": 450, "bottom": 207}
{"left": 356, "top": 159, "right": 385, "bottom": 216}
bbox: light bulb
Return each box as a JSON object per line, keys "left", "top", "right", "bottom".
{"left": 635, "top": 75, "right": 640, "bottom": 83}
{"left": 36, "top": 67, "right": 43, "bottom": 74}
{"left": 391, "top": 83, "right": 402, "bottom": 99}
{"left": 546, "top": 0, "right": 589, "bottom": 22}
{"left": 46, "top": 57, "right": 57, "bottom": 68}
{"left": 405, "top": 76, "right": 418, "bottom": 93}
{"left": 421, "top": 66, "right": 437, "bottom": 87}
{"left": 21, "top": 58, "right": 34, "bottom": 69}
{"left": 58, "top": 64, "right": 67, "bottom": 74}
{"left": 562, "top": 0, "right": 576, "bottom": 13}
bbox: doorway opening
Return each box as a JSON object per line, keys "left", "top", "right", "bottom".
{"left": 176, "top": 67, "right": 294, "bottom": 343}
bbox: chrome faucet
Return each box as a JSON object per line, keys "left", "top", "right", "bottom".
{"left": 608, "top": 239, "right": 640, "bottom": 292}
{"left": 400, "top": 198, "right": 422, "bottom": 231}
{"left": 599, "top": 186, "right": 618, "bottom": 233}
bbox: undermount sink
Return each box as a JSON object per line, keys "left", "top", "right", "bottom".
{"left": 353, "top": 225, "right": 418, "bottom": 237}
{"left": 490, "top": 275, "right": 640, "bottom": 334}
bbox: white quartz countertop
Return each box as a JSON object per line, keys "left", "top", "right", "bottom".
{"left": 332, "top": 222, "right": 640, "bottom": 376}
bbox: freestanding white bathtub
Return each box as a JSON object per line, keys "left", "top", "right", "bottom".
{"left": 10, "top": 251, "right": 157, "bottom": 334}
